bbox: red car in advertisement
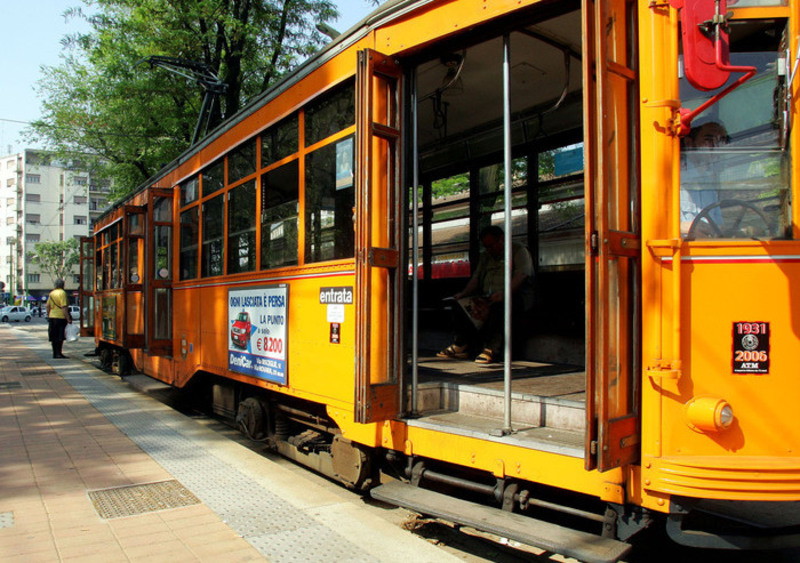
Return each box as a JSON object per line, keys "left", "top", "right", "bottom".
{"left": 231, "top": 311, "right": 252, "bottom": 348}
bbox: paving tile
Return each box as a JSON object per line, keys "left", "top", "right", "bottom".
{"left": 122, "top": 538, "right": 194, "bottom": 559}
{"left": 56, "top": 540, "right": 125, "bottom": 560}
{"left": 54, "top": 529, "right": 117, "bottom": 549}
{"left": 171, "top": 520, "right": 235, "bottom": 540}
{"left": 110, "top": 519, "right": 176, "bottom": 540}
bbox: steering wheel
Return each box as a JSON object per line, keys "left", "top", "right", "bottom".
{"left": 687, "top": 199, "right": 772, "bottom": 240}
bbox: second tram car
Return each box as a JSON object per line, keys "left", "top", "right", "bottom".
{"left": 80, "top": 0, "right": 800, "bottom": 559}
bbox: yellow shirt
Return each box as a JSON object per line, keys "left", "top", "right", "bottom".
{"left": 47, "top": 288, "right": 68, "bottom": 319}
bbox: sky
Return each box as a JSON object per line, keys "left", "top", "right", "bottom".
{"left": 0, "top": 0, "right": 376, "bottom": 156}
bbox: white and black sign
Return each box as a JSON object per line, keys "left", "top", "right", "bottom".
{"left": 319, "top": 286, "right": 353, "bottom": 304}
{"left": 733, "top": 321, "right": 770, "bottom": 374}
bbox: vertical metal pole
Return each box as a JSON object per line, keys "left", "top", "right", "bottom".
{"left": 411, "top": 70, "right": 420, "bottom": 415}
{"left": 502, "top": 34, "right": 513, "bottom": 434}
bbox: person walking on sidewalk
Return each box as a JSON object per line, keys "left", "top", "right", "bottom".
{"left": 46, "top": 279, "right": 72, "bottom": 359}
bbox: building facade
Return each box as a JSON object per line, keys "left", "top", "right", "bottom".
{"left": 0, "top": 150, "right": 111, "bottom": 305}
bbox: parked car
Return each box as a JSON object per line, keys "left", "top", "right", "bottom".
{"left": 0, "top": 306, "right": 32, "bottom": 323}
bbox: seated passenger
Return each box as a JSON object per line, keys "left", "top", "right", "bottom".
{"left": 437, "top": 225, "right": 534, "bottom": 364}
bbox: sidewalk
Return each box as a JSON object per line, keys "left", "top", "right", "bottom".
{"left": 0, "top": 325, "right": 457, "bottom": 562}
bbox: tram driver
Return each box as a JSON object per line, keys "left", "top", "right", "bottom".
{"left": 679, "top": 119, "right": 730, "bottom": 236}
{"left": 437, "top": 225, "right": 534, "bottom": 364}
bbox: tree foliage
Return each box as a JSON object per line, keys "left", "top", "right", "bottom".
{"left": 28, "top": 240, "right": 81, "bottom": 284}
{"left": 29, "top": 0, "right": 340, "bottom": 199}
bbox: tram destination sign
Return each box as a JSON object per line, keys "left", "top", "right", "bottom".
{"left": 732, "top": 321, "right": 770, "bottom": 375}
{"left": 228, "top": 285, "right": 288, "bottom": 384}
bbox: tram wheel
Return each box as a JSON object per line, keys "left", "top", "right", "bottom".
{"left": 99, "top": 348, "right": 113, "bottom": 371}
{"left": 118, "top": 352, "right": 133, "bottom": 376}
{"left": 236, "top": 397, "right": 270, "bottom": 441}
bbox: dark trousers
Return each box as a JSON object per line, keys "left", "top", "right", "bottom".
{"left": 450, "top": 298, "right": 528, "bottom": 356}
{"left": 48, "top": 318, "right": 68, "bottom": 358}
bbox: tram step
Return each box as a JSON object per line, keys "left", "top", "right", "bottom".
{"left": 414, "top": 383, "right": 585, "bottom": 431}
{"left": 371, "top": 481, "right": 630, "bottom": 563}
{"left": 457, "top": 385, "right": 585, "bottom": 431}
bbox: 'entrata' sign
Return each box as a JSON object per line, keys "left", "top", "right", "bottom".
{"left": 319, "top": 286, "right": 353, "bottom": 304}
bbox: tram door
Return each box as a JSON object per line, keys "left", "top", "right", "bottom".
{"left": 78, "top": 237, "right": 95, "bottom": 337}
{"left": 354, "top": 49, "right": 403, "bottom": 423}
{"left": 122, "top": 206, "right": 145, "bottom": 349}
{"left": 146, "top": 188, "right": 174, "bottom": 356}
{"left": 583, "top": 0, "right": 641, "bottom": 471}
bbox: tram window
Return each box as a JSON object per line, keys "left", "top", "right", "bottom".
{"left": 180, "top": 175, "right": 199, "bottom": 206}
{"left": 305, "top": 80, "right": 355, "bottom": 146}
{"left": 203, "top": 159, "right": 225, "bottom": 196}
{"left": 179, "top": 207, "right": 199, "bottom": 280}
{"left": 227, "top": 180, "right": 257, "bottom": 274}
{"left": 81, "top": 252, "right": 94, "bottom": 291}
{"left": 305, "top": 137, "right": 355, "bottom": 262}
{"left": 129, "top": 212, "right": 143, "bottom": 236}
{"left": 539, "top": 143, "right": 584, "bottom": 182}
{"left": 261, "top": 160, "right": 299, "bottom": 269}
{"left": 478, "top": 159, "right": 528, "bottom": 237}
{"left": 109, "top": 241, "right": 118, "bottom": 288}
{"left": 153, "top": 288, "right": 171, "bottom": 340}
{"left": 430, "top": 172, "right": 471, "bottom": 279}
{"left": 153, "top": 196, "right": 172, "bottom": 223}
{"left": 228, "top": 139, "right": 256, "bottom": 185}
{"left": 734, "top": 0, "right": 786, "bottom": 6}
{"left": 202, "top": 194, "right": 224, "bottom": 277}
{"left": 262, "top": 113, "right": 298, "bottom": 166}
{"left": 538, "top": 144, "right": 585, "bottom": 269}
{"left": 96, "top": 248, "right": 103, "bottom": 290}
{"left": 154, "top": 226, "right": 172, "bottom": 280}
{"left": 128, "top": 238, "right": 140, "bottom": 284}
{"left": 679, "top": 20, "right": 790, "bottom": 240}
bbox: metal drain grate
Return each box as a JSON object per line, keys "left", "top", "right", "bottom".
{"left": 0, "top": 382, "right": 22, "bottom": 390}
{"left": 0, "top": 512, "right": 14, "bottom": 529}
{"left": 88, "top": 480, "right": 200, "bottom": 519}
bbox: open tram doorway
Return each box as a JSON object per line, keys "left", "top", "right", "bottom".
{"left": 401, "top": 0, "right": 640, "bottom": 467}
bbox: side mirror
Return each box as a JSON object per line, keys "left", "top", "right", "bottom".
{"left": 669, "top": 0, "right": 731, "bottom": 91}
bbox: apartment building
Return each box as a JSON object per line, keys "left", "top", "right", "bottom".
{"left": 0, "top": 150, "right": 111, "bottom": 304}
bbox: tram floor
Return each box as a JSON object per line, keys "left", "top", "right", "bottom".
{"left": 417, "top": 357, "right": 586, "bottom": 400}
{"left": 409, "top": 358, "right": 587, "bottom": 457}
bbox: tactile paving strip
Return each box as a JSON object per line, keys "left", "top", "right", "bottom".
{"left": 88, "top": 480, "right": 200, "bottom": 519}
{"left": 45, "top": 348, "right": 379, "bottom": 562}
{"left": 0, "top": 512, "right": 14, "bottom": 529}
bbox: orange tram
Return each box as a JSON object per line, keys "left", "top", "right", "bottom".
{"left": 80, "top": 0, "right": 800, "bottom": 559}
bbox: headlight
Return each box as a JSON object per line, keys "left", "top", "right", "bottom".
{"left": 685, "top": 396, "right": 734, "bottom": 432}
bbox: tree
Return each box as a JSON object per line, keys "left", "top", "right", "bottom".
{"left": 28, "top": 240, "right": 81, "bottom": 285}
{"left": 29, "top": 0, "right": 341, "bottom": 199}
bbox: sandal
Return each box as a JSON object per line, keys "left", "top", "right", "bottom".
{"left": 437, "top": 344, "right": 468, "bottom": 359}
{"left": 474, "top": 348, "right": 496, "bottom": 364}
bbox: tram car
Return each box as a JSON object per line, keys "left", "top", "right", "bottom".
{"left": 80, "top": 0, "right": 800, "bottom": 559}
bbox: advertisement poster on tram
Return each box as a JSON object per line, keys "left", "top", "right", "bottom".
{"left": 228, "top": 285, "right": 288, "bottom": 384}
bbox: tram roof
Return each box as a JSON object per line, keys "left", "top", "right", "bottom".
{"left": 96, "top": 0, "right": 425, "bottom": 225}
